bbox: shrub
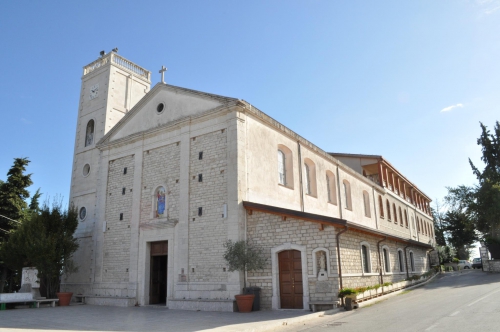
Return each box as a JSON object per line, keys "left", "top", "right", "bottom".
{"left": 338, "top": 288, "right": 357, "bottom": 298}
{"left": 382, "top": 282, "right": 392, "bottom": 287}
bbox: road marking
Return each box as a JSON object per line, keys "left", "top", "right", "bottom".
{"left": 468, "top": 288, "right": 500, "bottom": 307}
{"left": 450, "top": 311, "right": 460, "bottom": 316}
{"left": 425, "top": 324, "right": 438, "bottom": 331}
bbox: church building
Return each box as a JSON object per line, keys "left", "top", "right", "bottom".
{"left": 63, "top": 51, "right": 436, "bottom": 311}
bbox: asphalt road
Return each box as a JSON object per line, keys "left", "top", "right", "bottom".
{"left": 282, "top": 269, "right": 500, "bottom": 332}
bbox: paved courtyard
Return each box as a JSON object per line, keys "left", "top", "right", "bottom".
{"left": 0, "top": 304, "right": 321, "bottom": 332}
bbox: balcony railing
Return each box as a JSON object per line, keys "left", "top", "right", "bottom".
{"left": 83, "top": 53, "right": 151, "bottom": 80}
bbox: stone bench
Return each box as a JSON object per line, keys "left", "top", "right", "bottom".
{"left": 308, "top": 300, "right": 339, "bottom": 312}
{"left": 0, "top": 293, "right": 59, "bottom": 310}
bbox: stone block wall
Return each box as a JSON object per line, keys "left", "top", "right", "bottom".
{"left": 246, "top": 211, "right": 340, "bottom": 310}
{"left": 188, "top": 130, "right": 228, "bottom": 284}
{"left": 102, "top": 154, "right": 135, "bottom": 284}
{"left": 140, "top": 142, "right": 181, "bottom": 223}
{"left": 339, "top": 230, "right": 430, "bottom": 289}
{"left": 482, "top": 260, "right": 500, "bottom": 272}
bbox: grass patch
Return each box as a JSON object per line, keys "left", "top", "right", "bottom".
{"left": 398, "top": 290, "right": 411, "bottom": 296}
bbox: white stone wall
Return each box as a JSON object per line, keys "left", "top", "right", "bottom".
{"left": 140, "top": 143, "right": 181, "bottom": 222}
{"left": 188, "top": 130, "right": 228, "bottom": 283}
{"left": 340, "top": 231, "right": 430, "bottom": 288}
{"left": 102, "top": 154, "right": 135, "bottom": 283}
{"left": 247, "top": 211, "right": 339, "bottom": 309}
{"left": 481, "top": 260, "right": 500, "bottom": 272}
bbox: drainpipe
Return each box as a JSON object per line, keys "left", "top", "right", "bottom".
{"left": 297, "top": 141, "right": 304, "bottom": 212}
{"left": 336, "top": 226, "right": 348, "bottom": 306}
{"left": 404, "top": 244, "right": 411, "bottom": 279}
{"left": 377, "top": 237, "right": 387, "bottom": 285}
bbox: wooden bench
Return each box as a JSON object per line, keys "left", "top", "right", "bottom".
{"left": 0, "top": 298, "right": 59, "bottom": 310}
{"left": 308, "top": 300, "right": 339, "bottom": 312}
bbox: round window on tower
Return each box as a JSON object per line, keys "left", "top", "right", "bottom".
{"left": 83, "top": 164, "right": 91, "bottom": 177}
{"left": 79, "top": 207, "right": 87, "bottom": 221}
{"left": 156, "top": 103, "right": 165, "bottom": 114}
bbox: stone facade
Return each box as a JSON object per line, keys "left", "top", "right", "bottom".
{"left": 482, "top": 260, "right": 500, "bottom": 272}
{"left": 63, "top": 53, "right": 435, "bottom": 311}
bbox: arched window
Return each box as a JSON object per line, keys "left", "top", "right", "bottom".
{"left": 303, "top": 159, "right": 317, "bottom": 196}
{"left": 343, "top": 180, "right": 352, "bottom": 210}
{"left": 278, "top": 150, "right": 286, "bottom": 185}
{"left": 383, "top": 247, "right": 390, "bottom": 273}
{"left": 363, "top": 190, "right": 371, "bottom": 218}
{"left": 393, "top": 204, "right": 398, "bottom": 224}
{"left": 277, "top": 145, "right": 294, "bottom": 188}
{"left": 304, "top": 163, "right": 311, "bottom": 195}
{"left": 410, "top": 251, "right": 415, "bottom": 272}
{"left": 379, "top": 196, "right": 384, "bottom": 218}
{"left": 417, "top": 217, "right": 420, "bottom": 233}
{"left": 155, "top": 186, "right": 166, "bottom": 218}
{"left": 326, "top": 171, "right": 337, "bottom": 205}
{"left": 404, "top": 210, "right": 409, "bottom": 228}
{"left": 386, "top": 200, "right": 391, "bottom": 220}
{"left": 397, "top": 249, "right": 405, "bottom": 272}
{"left": 85, "top": 119, "right": 95, "bottom": 147}
{"left": 399, "top": 207, "right": 403, "bottom": 227}
{"left": 361, "top": 243, "right": 371, "bottom": 273}
{"left": 411, "top": 216, "right": 416, "bottom": 234}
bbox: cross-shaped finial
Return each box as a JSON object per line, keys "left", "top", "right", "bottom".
{"left": 159, "top": 65, "right": 167, "bottom": 83}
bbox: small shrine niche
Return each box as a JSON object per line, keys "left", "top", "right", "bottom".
{"left": 314, "top": 249, "right": 329, "bottom": 281}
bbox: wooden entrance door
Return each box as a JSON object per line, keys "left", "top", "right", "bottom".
{"left": 150, "top": 241, "right": 168, "bottom": 304}
{"left": 278, "top": 250, "right": 303, "bottom": 309}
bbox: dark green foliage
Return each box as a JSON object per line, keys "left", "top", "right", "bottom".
{"left": 0, "top": 158, "right": 33, "bottom": 293}
{"left": 337, "top": 288, "right": 357, "bottom": 298}
{"left": 446, "top": 122, "right": 500, "bottom": 257}
{"left": 29, "top": 188, "right": 42, "bottom": 212}
{"left": 0, "top": 158, "right": 33, "bottom": 238}
{"left": 1, "top": 201, "right": 79, "bottom": 298}
{"left": 441, "top": 210, "right": 477, "bottom": 260}
{"left": 223, "top": 240, "right": 266, "bottom": 291}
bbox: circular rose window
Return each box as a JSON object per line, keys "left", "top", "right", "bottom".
{"left": 79, "top": 207, "right": 87, "bottom": 221}
{"left": 157, "top": 103, "right": 165, "bottom": 114}
{"left": 83, "top": 164, "right": 91, "bottom": 177}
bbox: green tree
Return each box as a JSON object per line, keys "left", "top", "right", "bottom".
{"left": 470, "top": 122, "right": 500, "bottom": 239}
{"left": 223, "top": 240, "right": 266, "bottom": 291}
{"left": 432, "top": 201, "right": 447, "bottom": 247}
{"left": 1, "top": 200, "right": 79, "bottom": 298}
{"left": 0, "top": 158, "right": 33, "bottom": 293}
{"left": 441, "top": 210, "right": 477, "bottom": 260}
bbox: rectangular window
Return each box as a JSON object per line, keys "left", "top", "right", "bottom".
{"left": 398, "top": 251, "right": 404, "bottom": 271}
{"left": 384, "top": 249, "right": 390, "bottom": 272}
{"left": 199, "top": 151, "right": 203, "bottom": 160}
{"left": 198, "top": 174, "right": 202, "bottom": 182}
{"left": 119, "top": 213, "right": 123, "bottom": 221}
{"left": 362, "top": 245, "right": 369, "bottom": 273}
{"left": 122, "top": 187, "right": 126, "bottom": 195}
{"left": 123, "top": 167, "right": 127, "bottom": 175}
{"left": 198, "top": 207, "right": 202, "bottom": 216}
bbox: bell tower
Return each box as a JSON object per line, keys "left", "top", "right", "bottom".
{"left": 69, "top": 50, "right": 151, "bottom": 241}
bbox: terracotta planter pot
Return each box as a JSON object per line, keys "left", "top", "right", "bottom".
{"left": 56, "top": 292, "right": 73, "bottom": 306}
{"left": 235, "top": 294, "right": 255, "bottom": 313}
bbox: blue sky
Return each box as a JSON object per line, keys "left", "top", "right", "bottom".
{"left": 0, "top": 0, "right": 499, "bottom": 215}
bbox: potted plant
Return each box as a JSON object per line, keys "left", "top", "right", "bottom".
{"left": 338, "top": 288, "right": 357, "bottom": 311}
{"left": 223, "top": 240, "right": 266, "bottom": 312}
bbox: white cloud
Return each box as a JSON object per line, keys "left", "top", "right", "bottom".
{"left": 485, "top": 5, "right": 500, "bottom": 14}
{"left": 440, "top": 103, "right": 464, "bottom": 112}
